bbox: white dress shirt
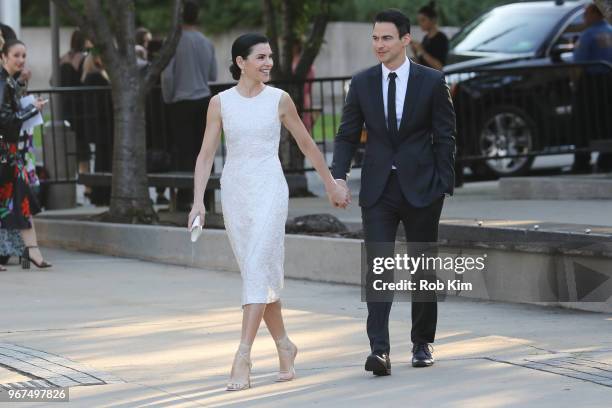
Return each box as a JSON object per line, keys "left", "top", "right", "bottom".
{"left": 381, "top": 56, "right": 410, "bottom": 170}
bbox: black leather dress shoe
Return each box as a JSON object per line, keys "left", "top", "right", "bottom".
{"left": 412, "top": 343, "right": 434, "bottom": 367}
{"left": 365, "top": 353, "right": 391, "bottom": 376}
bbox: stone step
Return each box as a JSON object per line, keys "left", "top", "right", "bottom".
{"left": 499, "top": 175, "right": 612, "bottom": 200}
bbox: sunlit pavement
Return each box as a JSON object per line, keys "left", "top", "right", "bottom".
{"left": 0, "top": 247, "right": 611, "bottom": 407}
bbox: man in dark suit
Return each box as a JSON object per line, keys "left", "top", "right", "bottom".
{"left": 331, "top": 9, "right": 456, "bottom": 375}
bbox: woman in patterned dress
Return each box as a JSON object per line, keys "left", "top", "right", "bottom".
{"left": 0, "top": 39, "right": 51, "bottom": 269}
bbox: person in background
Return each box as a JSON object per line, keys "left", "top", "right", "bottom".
{"left": 410, "top": 1, "right": 448, "bottom": 71}
{"left": 137, "top": 27, "right": 169, "bottom": 205}
{"left": 135, "top": 27, "right": 152, "bottom": 69}
{"left": 81, "top": 50, "right": 113, "bottom": 205}
{"left": 571, "top": 2, "right": 612, "bottom": 173}
{"left": 0, "top": 28, "right": 43, "bottom": 269}
{"left": 411, "top": 2, "right": 463, "bottom": 186}
{"left": 1, "top": 39, "right": 52, "bottom": 269}
{"left": 59, "top": 29, "right": 92, "bottom": 193}
{"left": 0, "top": 23, "right": 16, "bottom": 42}
{"left": 0, "top": 31, "right": 24, "bottom": 269}
{"left": 291, "top": 40, "right": 316, "bottom": 133}
{"left": 162, "top": 0, "right": 217, "bottom": 211}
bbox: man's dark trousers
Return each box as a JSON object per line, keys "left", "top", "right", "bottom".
{"left": 363, "top": 170, "right": 444, "bottom": 355}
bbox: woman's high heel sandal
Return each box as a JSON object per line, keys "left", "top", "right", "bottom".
{"left": 20, "top": 246, "right": 52, "bottom": 270}
{"left": 226, "top": 345, "right": 252, "bottom": 391}
{"left": 275, "top": 336, "right": 297, "bottom": 382}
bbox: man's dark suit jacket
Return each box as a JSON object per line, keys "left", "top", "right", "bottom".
{"left": 331, "top": 61, "right": 456, "bottom": 208}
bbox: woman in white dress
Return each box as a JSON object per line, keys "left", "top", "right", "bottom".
{"left": 189, "top": 33, "right": 349, "bottom": 391}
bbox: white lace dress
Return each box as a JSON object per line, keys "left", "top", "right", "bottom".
{"left": 218, "top": 86, "right": 289, "bottom": 306}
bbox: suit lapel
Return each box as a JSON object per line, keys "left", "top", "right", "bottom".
{"left": 368, "top": 66, "right": 387, "bottom": 133}
{"left": 398, "top": 62, "right": 424, "bottom": 136}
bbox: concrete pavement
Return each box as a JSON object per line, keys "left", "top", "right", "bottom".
{"left": 1, "top": 248, "right": 611, "bottom": 407}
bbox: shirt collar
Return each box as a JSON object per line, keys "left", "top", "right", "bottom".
{"left": 382, "top": 56, "right": 410, "bottom": 82}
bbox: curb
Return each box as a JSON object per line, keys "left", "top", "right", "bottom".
{"left": 35, "top": 218, "right": 612, "bottom": 313}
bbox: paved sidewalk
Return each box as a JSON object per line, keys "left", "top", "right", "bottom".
{"left": 1, "top": 248, "right": 611, "bottom": 407}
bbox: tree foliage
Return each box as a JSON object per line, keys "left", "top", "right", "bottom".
{"left": 22, "top": 0, "right": 261, "bottom": 34}
{"left": 23, "top": 0, "right": 561, "bottom": 34}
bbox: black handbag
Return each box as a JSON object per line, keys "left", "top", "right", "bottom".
{"left": 0, "top": 136, "right": 9, "bottom": 184}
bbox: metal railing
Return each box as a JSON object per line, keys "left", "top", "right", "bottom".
{"left": 28, "top": 61, "right": 611, "bottom": 184}
{"left": 29, "top": 76, "right": 352, "bottom": 184}
{"left": 446, "top": 61, "right": 612, "bottom": 175}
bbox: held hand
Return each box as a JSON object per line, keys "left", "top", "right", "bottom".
{"left": 327, "top": 179, "right": 351, "bottom": 209}
{"left": 188, "top": 203, "right": 206, "bottom": 230}
{"left": 335, "top": 179, "right": 351, "bottom": 205}
{"left": 19, "top": 67, "right": 32, "bottom": 83}
{"left": 34, "top": 98, "right": 48, "bottom": 112}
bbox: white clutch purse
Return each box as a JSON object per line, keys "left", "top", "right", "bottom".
{"left": 190, "top": 215, "right": 203, "bottom": 242}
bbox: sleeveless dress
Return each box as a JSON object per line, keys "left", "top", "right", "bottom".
{"left": 218, "top": 86, "right": 289, "bottom": 306}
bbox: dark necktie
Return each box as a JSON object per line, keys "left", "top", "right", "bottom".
{"left": 387, "top": 72, "right": 398, "bottom": 137}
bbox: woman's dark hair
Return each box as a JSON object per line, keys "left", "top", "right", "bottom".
{"left": 418, "top": 1, "right": 438, "bottom": 20}
{"left": 2, "top": 39, "right": 25, "bottom": 56}
{"left": 0, "top": 23, "right": 17, "bottom": 41}
{"left": 183, "top": 0, "right": 199, "bottom": 25}
{"left": 70, "top": 29, "right": 87, "bottom": 52}
{"left": 229, "top": 33, "right": 269, "bottom": 81}
{"left": 374, "top": 9, "right": 411, "bottom": 38}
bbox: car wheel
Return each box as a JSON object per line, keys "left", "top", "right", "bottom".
{"left": 471, "top": 106, "right": 535, "bottom": 178}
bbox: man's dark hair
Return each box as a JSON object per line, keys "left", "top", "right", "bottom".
{"left": 586, "top": 3, "right": 604, "bottom": 18}
{"left": 183, "top": 0, "right": 199, "bottom": 25}
{"left": 374, "top": 9, "right": 411, "bottom": 37}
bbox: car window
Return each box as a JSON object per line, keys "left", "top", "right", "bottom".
{"left": 554, "top": 12, "right": 586, "bottom": 47}
{"left": 451, "top": 7, "right": 563, "bottom": 54}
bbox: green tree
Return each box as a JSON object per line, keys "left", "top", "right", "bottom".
{"left": 52, "top": 0, "right": 183, "bottom": 222}
{"left": 24, "top": 1, "right": 524, "bottom": 35}
{"left": 343, "top": 0, "right": 504, "bottom": 27}
{"left": 22, "top": 0, "right": 263, "bottom": 35}
{"left": 262, "top": 0, "right": 331, "bottom": 195}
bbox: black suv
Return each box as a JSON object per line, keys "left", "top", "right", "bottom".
{"left": 445, "top": 0, "right": 610, "bottom": 177}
